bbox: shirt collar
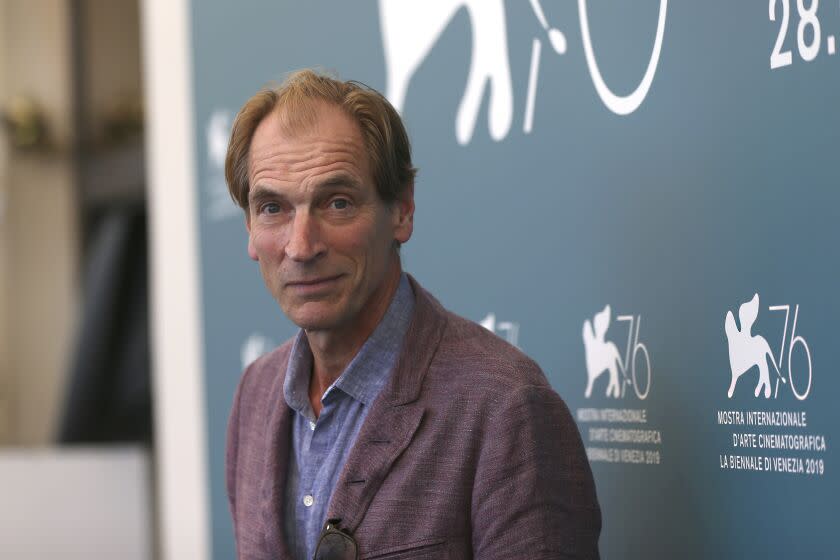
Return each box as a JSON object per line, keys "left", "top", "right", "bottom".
{"left": 283, "top": 274, "right": 415, "bottom": 418}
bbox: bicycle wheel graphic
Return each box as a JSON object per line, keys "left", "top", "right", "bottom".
{"left": 578, "top": 0, "right": 668, "bottom": 115}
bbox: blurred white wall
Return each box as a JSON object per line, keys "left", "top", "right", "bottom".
{"left": 141, "top": 0, "right": 210, "bottom": 557}
{"left": 0, "top": 447, "right": 152, "bottom": 559}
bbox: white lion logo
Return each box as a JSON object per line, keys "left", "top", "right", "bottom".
{"left": 724, "top": 294, "right": 781, "bottom": 399}
{"left": 582, "top": 305, "right": 622, "bottom": 398}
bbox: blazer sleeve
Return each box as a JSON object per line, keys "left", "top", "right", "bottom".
{"left": 471, "top": 384, "right": 601, "bottom": 559}
{"left": 226, "top": 363, "right": 250, "bottom": 546}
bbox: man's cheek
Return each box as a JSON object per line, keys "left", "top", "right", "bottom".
{"left": 251, "top": 230, "right": 279, "bottom": 259}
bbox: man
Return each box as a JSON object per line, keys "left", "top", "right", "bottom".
{"left": 225, "top": 69, "right": 601, "bottom": 559}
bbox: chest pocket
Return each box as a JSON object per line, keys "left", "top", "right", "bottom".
{"left": 362, "top": 538, "right": 449, "bottom": 559}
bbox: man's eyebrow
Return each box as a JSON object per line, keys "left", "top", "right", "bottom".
{"left": 248, "top": 185, "right": 277, "bottom": 200}
{"left": 248, "top": 185, "right": 283, "bottom": 205}
{"left": 248, "top": 173, "right": 364, "bottom": 205}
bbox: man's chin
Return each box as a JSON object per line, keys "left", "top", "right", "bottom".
{"left": 294, "top": 319, "right": 338, "bottom": 332}
{"left": 282, "top": 304, "right": 343, "bottom": 332}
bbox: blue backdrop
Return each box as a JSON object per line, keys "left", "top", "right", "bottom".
{"left": 190, "top": 2, "right": 839, "bottom": 557}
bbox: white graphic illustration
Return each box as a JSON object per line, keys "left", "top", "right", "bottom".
{"left": 578, "top": 0, "right": 668, "bottom": 115}
{"left": 582, "top": 305, "right": 651, "bottom": 399}
{"left": 724, "top": 294, "right": 812, "bottom": 400}
{"left": 379, "top": 1, "right": 667, "bottom": 144}
{"left": 582, "top": 305, "right": 621, "bottom": 398}
{"left": 240, "top": 332, "right": 275, "bottom": 370}
{"left": 380, "top": 0, "right": 514, "bottom": 145}
{"left": 724, "top": 294, "right": 777, "bottom": 398}
{"left": 480, "top": 312, "right": 520, "bottom": 347}
{"left": 524, "top": 0, "right": 567, "bottom": 134}
{"left": 205, "top": 109, "right": 239, "bottom": 221}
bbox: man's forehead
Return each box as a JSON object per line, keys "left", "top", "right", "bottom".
{"left": 248, "top": 102, "right": 371, "bottom": 181}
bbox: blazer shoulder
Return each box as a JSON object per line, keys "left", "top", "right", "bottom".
{"left": 235, "top": 339, "right": 294, "bottom": 412}
{"left": 432, "top": 310, "right": 550, "bottom": 391}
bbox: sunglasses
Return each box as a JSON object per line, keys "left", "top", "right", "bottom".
{"left": 313, "top": 518, "right": 359, "bottom": 560}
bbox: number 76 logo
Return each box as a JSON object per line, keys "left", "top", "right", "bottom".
{"left": 582, "top": 305, "right": 652, "bottom": 400}
{"left": 724, "top": 294, "right": 813, "bottom": 400}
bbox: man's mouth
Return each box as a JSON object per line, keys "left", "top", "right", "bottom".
{"left": 285, "top": 274, "right": 344, "bottom": 289}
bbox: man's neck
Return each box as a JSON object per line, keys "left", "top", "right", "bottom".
{"left": 306, "top": 260, "right": 403, "bottom": 416}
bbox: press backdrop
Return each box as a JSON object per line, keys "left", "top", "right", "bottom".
{"left": 188, "top": 2, "right": 839, "bottom": 557}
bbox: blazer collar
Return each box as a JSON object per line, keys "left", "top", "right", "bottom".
{"left": 380, "top": 274, "right": 449, "bottom": 406}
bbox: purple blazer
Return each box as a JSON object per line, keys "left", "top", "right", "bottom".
{"left": 227, "top": 276, "right": 601, "bottom": 559}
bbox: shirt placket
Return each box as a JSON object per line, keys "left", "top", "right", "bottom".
{"left": 300, "top": 400, "right": 334, "bottom": 557}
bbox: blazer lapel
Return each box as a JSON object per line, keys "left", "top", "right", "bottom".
{"left": 327, "top": 275, "right": 449, "bottom": 533}
{"left": 259, "top": 354, "right": 294, "bottom": 559}
{"left": 327, "top": 403, "right": 425, "bottom": 533}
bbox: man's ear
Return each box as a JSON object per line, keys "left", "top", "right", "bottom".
{"left": 245, "top": 212, "right": 259, "bottom": 261}
{"left": 393, "top": 181, "right": 415, "bottom": 244}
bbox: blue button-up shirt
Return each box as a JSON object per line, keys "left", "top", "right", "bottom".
{"left": 282, "top": 274, "right": 415, "bottom": 560}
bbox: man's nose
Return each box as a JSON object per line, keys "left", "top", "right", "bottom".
{"left": 285, "top": 211, "right": 325, "bottom": 262}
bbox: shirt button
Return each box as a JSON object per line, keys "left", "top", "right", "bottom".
{"left": 303, "top": 495, "right": 314, "bottom": 507}
{"left": 309, "top": 421, "right": 316, "bottom": 431}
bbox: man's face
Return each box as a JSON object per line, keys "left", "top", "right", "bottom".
{"left": 245, "top": 102, "right": 413, "bottom": 333}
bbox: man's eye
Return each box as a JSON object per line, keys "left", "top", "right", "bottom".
{"left": 330, "top": 198, "right": 350, "bottom": 210}
{"left": 261, "top": 202, "right": 281, "bottom": 214}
